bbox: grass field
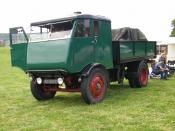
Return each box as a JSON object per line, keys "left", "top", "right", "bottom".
{"left": 0, "top": 47, "right": 175, "bottom": 131}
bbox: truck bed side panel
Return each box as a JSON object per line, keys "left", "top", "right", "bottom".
{"left": 112, "top": 41, "right": 156, "bottom": 65}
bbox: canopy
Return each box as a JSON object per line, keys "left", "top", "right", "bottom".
{"left": 112, "top": 27, "right": 147, "bottom": 41}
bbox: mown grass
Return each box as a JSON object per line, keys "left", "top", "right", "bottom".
{"left": 0, "top": 47, "right": 175, "bottom": 131}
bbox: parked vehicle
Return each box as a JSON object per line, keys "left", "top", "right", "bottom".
{"left": 9, "top": 14, "right": 156, "bottom": 104}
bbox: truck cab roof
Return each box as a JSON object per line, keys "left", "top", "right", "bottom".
{"left": 30, "top": 14, "right": 111, "bottom": 26}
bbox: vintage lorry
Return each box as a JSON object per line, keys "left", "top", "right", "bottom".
{"left": 9, "top": 14, "right": 156, "bottom": 104}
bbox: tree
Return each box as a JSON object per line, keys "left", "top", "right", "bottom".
{"left": 170, "top": 19, "right": 175, "bottom": 37}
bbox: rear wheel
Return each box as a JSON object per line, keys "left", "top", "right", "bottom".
{"left": 81, "top": 68, "right": 109, "bottom": 104}
{"left": 30, "top": 80, "right": 56, "bottom": 100}
{"left": 128, "top": 61, "right": 148, "bottom": 88}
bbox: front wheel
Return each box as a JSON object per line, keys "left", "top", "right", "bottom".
{"left": 81, "top": 68, "right": 109, "bottom": 104}
{"left": 30, "top": 80, "right": 56, "bottom": 100}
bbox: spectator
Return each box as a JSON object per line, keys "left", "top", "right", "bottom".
{"left": 154, "top": 60, "right": 169, "bottom": 79}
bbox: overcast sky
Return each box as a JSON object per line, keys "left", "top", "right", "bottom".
{"left": 0, "top": 0, "right": 175, "bottom": 41}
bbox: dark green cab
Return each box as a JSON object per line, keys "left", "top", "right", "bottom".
{"left": 10, "top": 15, "right": 113, "bottom": 73}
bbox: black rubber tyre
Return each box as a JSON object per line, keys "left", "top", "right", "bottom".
{"left": 30, "top": 80, "right": 56, "bottom": 100}
{"left": 81, "top": 68, "right": 109, "bottom": 104}
{"left": 128, "top": 61, "right": 148, "bottom": 88}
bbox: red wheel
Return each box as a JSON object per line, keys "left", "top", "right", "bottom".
{"left": 90, "top": 75, "right": 105, "bottom": 101}
{"left": 81, "top": 68, "right": 109, "bottom": 104}
{"left": 128, "top": 61, "right": 148, "bottom": 88}
{"left": 140, "top": 68, "right": 148, "bottom": 86}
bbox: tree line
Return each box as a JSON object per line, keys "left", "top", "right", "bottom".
{"left": 170, "top": 19, "right": 175, "bottom": 37}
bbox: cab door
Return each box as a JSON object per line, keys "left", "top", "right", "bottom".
{"left": 9, "top": 27, "right": 28, "bottom": 71}
{"left": 92, "top": 20, "right": 113, "bottom": 68}
{"left": 71, "top": 19, "right": 95, "bottom": 71}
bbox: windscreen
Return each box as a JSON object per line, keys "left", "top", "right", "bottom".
{"left": 30, "top": 21, "right": 74, "bottom": 41}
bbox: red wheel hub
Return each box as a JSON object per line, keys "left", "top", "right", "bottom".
{"left": 140, "top": 68, "right": 148, "bottom": 86}
{"left": 90, "top": 75, "right": 105, "bottom": 100}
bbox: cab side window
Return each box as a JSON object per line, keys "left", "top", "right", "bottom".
{"left": 94, "top": 21, "right": 99, "bottom": 36}
{"left": 75, "top": 19, "right": 90, "bottom": 37}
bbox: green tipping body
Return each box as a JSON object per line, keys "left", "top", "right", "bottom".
{"left": 119, "top": 41, "right": 156, "bottom": 61}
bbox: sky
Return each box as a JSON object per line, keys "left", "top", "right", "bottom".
{"left": 0, "top": 0, "right": 175, "bottom": 41}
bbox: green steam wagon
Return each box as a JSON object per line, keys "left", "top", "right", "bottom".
{"left": 9, "top": 14, "right": 156, "bottom": 104}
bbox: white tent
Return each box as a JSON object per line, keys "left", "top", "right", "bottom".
{"left": 157, "top": 37, "right": 175, "bottom": 61}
